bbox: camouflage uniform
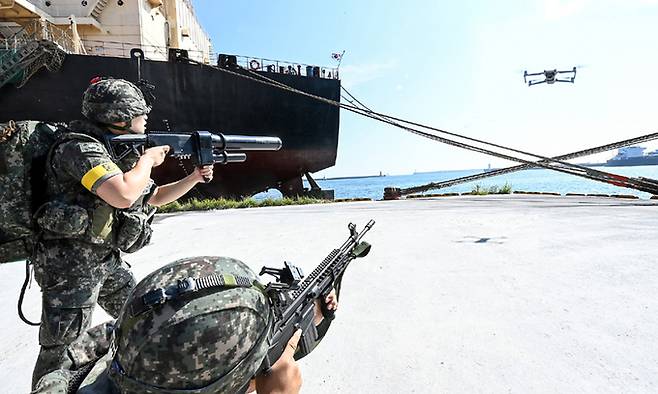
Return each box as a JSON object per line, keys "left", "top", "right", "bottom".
{"left": 32, "top": 79, "right": 154, "bottom": 387}
{"left": 31, "top": 321, "right": 118, "bottom": 394}
{"left": 32, "top": 256, "right": 272, "bottom": 394}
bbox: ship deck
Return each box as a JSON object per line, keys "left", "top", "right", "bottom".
{"left": 1, "top": 195, "right": 657, "bottom": 393}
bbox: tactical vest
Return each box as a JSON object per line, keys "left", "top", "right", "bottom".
{"left": 38, "top": 120, "right": 155, "bottom": 253}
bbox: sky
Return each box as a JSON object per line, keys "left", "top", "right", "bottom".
{"left": 193, "top": 0, "right": 658, "bottom": 177}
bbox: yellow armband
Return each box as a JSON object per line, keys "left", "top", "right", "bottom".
{"left": 81, "top": 162, "right": 121, "bottom": 192}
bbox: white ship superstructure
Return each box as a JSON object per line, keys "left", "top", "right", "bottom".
{"left": 601, "top": 145, "right": 658, "bottom": 166}
{"left": 0, "top": 1, "right": 344, "bottom": 200}
{"left": 611, "top": 146, "right": 646, "bottom": 161}
{"left": 0, "top": 0, "right": 212, "bottom": 62}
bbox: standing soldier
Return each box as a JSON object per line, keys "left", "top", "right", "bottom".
{"left": 31, "top": 78, "right": 214, "bottom": 387}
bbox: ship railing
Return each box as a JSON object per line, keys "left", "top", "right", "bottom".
{"left": 73, "top": 40, "right": 339, "bottom": 80}
{"left": 0, "top": 21, "right": 71, "bottom": 89}
{"left": 0, "top": 25, "right": 339, "bottom": 81}
{"left": 83, "top": 39, "right": 169, "bottom": 61}
{"left": 81, "top": 39, "right": 211, "bottom": 64}
{"left": 230, "top": 54, "right": 339, "bottom": 80}
{"left": 0, "top": 25, "right": 21, "bottom": 41}
{"left": 0, "top": 23, "right": 30, "bottom": 51}
{"left": 0, "top": 20, "right": 78, "bottom": 54}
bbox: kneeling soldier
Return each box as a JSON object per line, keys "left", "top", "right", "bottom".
{"left": 32, "top": 256, "right": 337, "bottom": 394}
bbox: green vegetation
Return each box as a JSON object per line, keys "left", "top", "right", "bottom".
{"left": 471, "top": 183, "right": 513, "bottom": 195}
{"left": 157, "top": 196, "right": 327, "bottom": 213}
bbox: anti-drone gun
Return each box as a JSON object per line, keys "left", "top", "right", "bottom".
{"left": 257, "top": 220, "right": 375, "bottom": 374}
{"left": 105, "top": 131, "right": 282, "bottom": 182}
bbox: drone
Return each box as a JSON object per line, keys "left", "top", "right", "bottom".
{"left": 523, "top": 67, "right": 577, "bottom": 86}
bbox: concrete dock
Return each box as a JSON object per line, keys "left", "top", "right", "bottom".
{"left": 1, "top": 195, "right": 657, "bottom": 393}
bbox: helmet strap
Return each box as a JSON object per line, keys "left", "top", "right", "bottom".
{"left": 128, "top": 274, "right": 257, "bottom": 318}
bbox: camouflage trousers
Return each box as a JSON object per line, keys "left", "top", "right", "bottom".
{"left": 31, "top": 238, "right": 136, "bottom": 389}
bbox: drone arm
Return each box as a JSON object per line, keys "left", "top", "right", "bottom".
{"left": 524, "top": 71, "right": 544, "bottom": 84}
{"left": 556, "top": 67, "right": 576, "bottom": 80}
{"left": 528, "top": 79, "right": 546, "bottom": 86}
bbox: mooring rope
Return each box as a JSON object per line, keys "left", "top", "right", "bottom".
{"left": 184, "top": 59, "right": 658, "bottom": 195}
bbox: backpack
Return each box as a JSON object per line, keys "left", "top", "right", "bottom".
{"left": 2, "top": 121, "right": 112, "bottom": 326}
{"left": 0, "top": 121, "right": 63, "bottom": 264}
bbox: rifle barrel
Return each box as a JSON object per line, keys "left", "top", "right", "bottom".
{"left": 214, "top": 152, "right": 247, "bottom": 164}
{"left": 214, "top": 134, "right": 282, "bottom": 151}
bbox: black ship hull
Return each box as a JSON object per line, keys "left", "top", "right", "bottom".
{"left": 0, "top": 54, "right": 340, "bottom": 198}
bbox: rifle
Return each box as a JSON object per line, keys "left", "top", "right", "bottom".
{"left": 257, "top": 220, "right": 375, "bottom": 374}
{"left": 105, "top": 131, "right": 282, "bottom": 182}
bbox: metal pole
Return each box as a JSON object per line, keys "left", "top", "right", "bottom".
{"left": 337, "top": 50, "right": 345, "bottom": 68}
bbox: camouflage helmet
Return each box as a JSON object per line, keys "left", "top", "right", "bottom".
{"left": 81, "top": 78, "right": 151, "bottom": 124}
{"left": 110, "top": 256, "right": 272, "bottom": 394}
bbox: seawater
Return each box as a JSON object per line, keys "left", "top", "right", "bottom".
{"left": 256, "top": 165, "right": 658, "bottom": 200}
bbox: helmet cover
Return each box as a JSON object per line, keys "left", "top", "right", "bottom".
{"left": 82, "top": 78, "right": 151, "bottom": 124}
{"left": 111, "top": 256, "right": 271, "bottom": 393}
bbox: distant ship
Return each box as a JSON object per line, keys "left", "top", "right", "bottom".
{"left": 0, "top": 0, "right": 340, "bottom": 198}
{"left": 603, "top": 146, "right": 658, "bottom": 167}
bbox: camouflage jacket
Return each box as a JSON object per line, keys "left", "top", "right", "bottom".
{"left": 38, "top": 120, "right": 156, "bottom": 249}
